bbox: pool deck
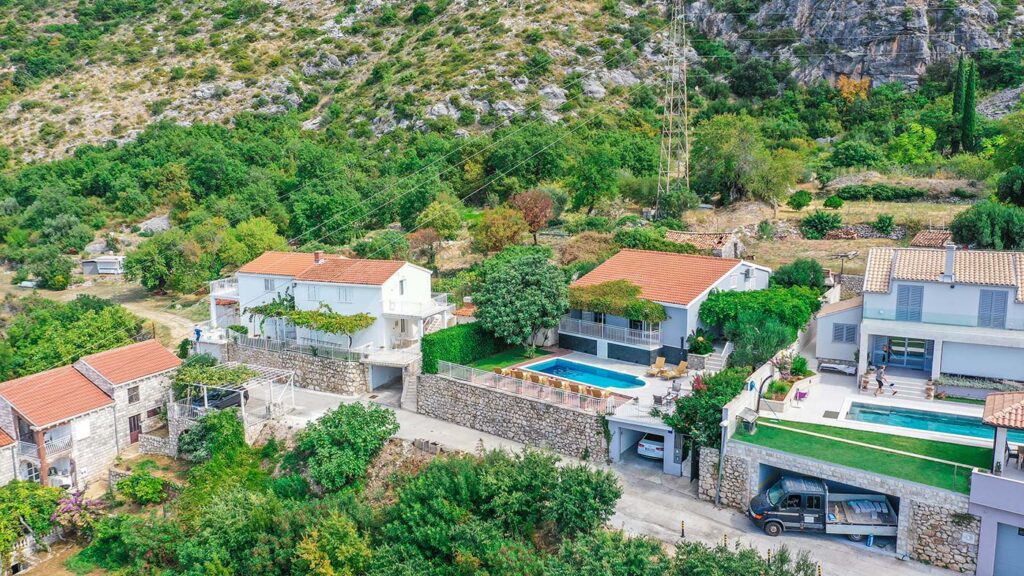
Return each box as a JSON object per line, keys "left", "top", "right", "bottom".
{"left": 766, "top": 345, "right": 994, "bottom": 448}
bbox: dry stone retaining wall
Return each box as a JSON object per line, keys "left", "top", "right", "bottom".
{"left": 697, "top": 446, "right": 749, "bottom": 509}
{"left": 223, "top": 343, "right": 369, "bottom": 395}
{"left": 417, "top": 374, "right": 608, "bottom": 462}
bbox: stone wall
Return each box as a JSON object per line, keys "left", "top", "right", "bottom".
{"left": 139, "top": 432, "right": 174, "bottom": 457}
{"left": 417, "top": 374, "right": 608, "bottom": 462}
{"left": 223, "top": 343, "right": 369, "bottom": 395}
{"left": 697, "top": 446, "right": 749, "bottom": 509}
{"left": 0, "top": 445, "right": 15, "bottom": 484}
{"left": 704, "top": 440, "right": 981, "bottom": 572}
{"left": 687, "top": 353, "right": 709, "bottom": 371}
{"left": 70, "top": 406, "right": 119, "bottom": 486}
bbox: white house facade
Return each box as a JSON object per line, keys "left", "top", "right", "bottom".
{"left": 560, "top": 249, "right": 771, "bottom": 365}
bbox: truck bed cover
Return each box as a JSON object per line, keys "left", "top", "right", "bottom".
{"left": 825, "top": 493, "right": 898, "bottom": 535}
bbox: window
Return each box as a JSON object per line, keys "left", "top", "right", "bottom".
{"left": 805, "top": 495, "right": 822, "bottom": 510}
{"left": 399, "top": 279, "right": 406, "bottom": 296}
{"left": 593, "top": 312, "right": 605, "bottom": 324}
{"left": 832, "top": 323, "right": 857, "bottom": 344}
{"left": 127, "top": 386, "right": 140, "bottom": 403}
{"left": 306, "top": 285, "right": 316, "bottom": 300}
{"left": 400, "top": 319, "right": 408, "bottom": 334}
{"left": 339, "top": 287, "right": 353, "bottom": 303}
{"left": 20, "top": 461, "right": 39, "bottom": 483}
{"left": 263, "top": 278, "right": 275, "bottom": 291}
{"left": 895, "top": 285, "right": 923, "bottom": 322}
{"left": 146, "top": 407, "right": 160, "bottom": 419}
{"left": 783, "top": 494, "right": 802, "bottom": 509}
{"left": 978, "top": 289, "right": 1008, "bottom": 329}
{"left": 629, "top": 319, "right": 644, "bottom": 331}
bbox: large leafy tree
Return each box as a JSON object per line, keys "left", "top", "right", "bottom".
{"left": 474, "top": 247, "right": 569, "bottom": 347}
{"left": 219, "top": 217, "right": 288, "bottom": 267}
{"left": 295, "top": 403, "right": 399, "bottom": 492}
{"left": 471, "top": 207, "right": 528, "bottom": 253}
{"left": 568, "top": 143, "right": 620, "bottom": 214}
{"left": 508, "top": 189, "right": 554, "bottom": 244}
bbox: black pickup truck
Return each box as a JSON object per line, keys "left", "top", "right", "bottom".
{"left": 748, "top": 476, "right": 898, "bottom": 541}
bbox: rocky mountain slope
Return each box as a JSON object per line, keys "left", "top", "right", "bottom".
{"left": 0, "top": 0, "right": 1019, "bottom": 162}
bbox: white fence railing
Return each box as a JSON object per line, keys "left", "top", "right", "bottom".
{"left": 234, "top": 334, "right": 367, "bottom": 362}
{"left": 436, "top": 361, "right": 618, "bottom": 414}
{"left": 558, "top": 316, "right": 661, "bottom": 347}
{"left": 209, "top": 277, "right": 239, "bottom": 297}
{"left": 168, "top": 402, "right": 209, "bottom": 421}
{"left": 17, "top": 435, "right": 73, "bottom": 459}
{"left": 385, "top": 293, "right": 453, "bottom": 317}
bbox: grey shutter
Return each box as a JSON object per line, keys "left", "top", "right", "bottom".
{"left": 844, "top": 324, "right": 857, "bottom": 343}
{"left": 979, "top": 290, "right": 1008, "bottom": 329}
{"left": 832, "top": 324, "right": 844, "bottom": 343}
{"left": 896, "top": 285, "right": 923, "bottom": 322}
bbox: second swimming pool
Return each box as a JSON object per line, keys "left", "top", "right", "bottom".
{"left": 525, "top": 358, "right": 644, "bottom": 390}
{"left": 846, "top": 402, "right": 1024, "bottom": 443}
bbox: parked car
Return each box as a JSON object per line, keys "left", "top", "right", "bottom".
{"left": 190, "top": 388, "right": 249, "bottom": 410}
{"left": 637, "top": 433, "right": 665, "bottom": 460}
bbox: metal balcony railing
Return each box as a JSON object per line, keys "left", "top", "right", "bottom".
{"left": 384, "top": 293, "right": 453, "bottom": 317}
{"left": 18, "top": 434, "right": 73, "bottom": 459}
{"left": 558, "top": 316, "right": 662, "bottom": 347}
{"left": 209, "top": 278, "right": 239, "bottom": 297}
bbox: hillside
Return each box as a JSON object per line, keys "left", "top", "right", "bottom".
{"left": 1, "top": 0, "right": 1020, "bottom": 162}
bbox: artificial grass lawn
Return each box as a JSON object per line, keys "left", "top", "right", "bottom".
{"left": 467, "top": 347, "right": 536, "bottom": 371}
{"left": 736, "top": 420, "right": 992, "bottom": 494}
{"left": 938, "top": 396, "right": 988, "bottom": 406}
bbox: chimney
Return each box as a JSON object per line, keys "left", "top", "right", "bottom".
{"left": 314, "top": 250, "right": 324, "bottom": 265}
{"left": 941, "top": 241, "right": 956, "bottom": 282}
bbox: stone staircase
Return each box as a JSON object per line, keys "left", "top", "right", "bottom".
{"left": 400, "top": 375, "right": 418, "bottom": 412}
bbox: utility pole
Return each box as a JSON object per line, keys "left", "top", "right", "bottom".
{"left": 655, "top": 0, "right": 689, "bottom": 217}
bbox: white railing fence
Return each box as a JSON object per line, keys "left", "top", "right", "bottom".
{"left": 436, "top": 361, "right": 618, "bottom": 414}
{"left": 234, "top": 334, "right": 367, "bottom": 362}
{"left": 558, "top": 316, "right": 661, "bottom": 347}
{"left": 209, "top": 278, "right": 239, "bottom": 296}
{"left": 44, "top": 434, "right": 73, "bottom": 454}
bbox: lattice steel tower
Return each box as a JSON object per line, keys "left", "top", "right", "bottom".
{"left": 655, "top": 0, "right": 690, "bottom": 216}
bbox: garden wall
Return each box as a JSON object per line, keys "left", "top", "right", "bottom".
{"left": 701, "top": 441, "right": 980, "bottom": 573}
{"left": 222, "top": 343, "right": 368, "bottom": 395}
{"left": 417, "top": 373, "right": 608, "bottom": 462}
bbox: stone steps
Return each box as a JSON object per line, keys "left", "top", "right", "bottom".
{"left": 401, "top": 376, "right": 418, "bottom": 412}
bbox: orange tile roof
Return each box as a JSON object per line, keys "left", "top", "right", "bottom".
{"left": 80, "top": 340, "right": 182, "bottom": 385}
{"left": 295, "top": 258, "right": 406, "bottom": 285}
{"left": 983, "top": 392, "right": 1024, "bottom": 430}
{"left": 0, "top": 366, "right": 112, "bottom": 427}
{"left": 909, "top": 230, "right": 952, "bottom": 248}
{"left": 863, "top": 246, "right": 1024, "bottom": 301}
{"left": 237, "top": 251, "right": 344, "bottom": 276}
{"left": 0, "top": 429, "right": 12, "bottom": 447}
{"left": 817, "top": 296, "right": 863, "bottom": 317}
{"left": 665, "top": 231, "right": 733, "bottom": 251}
{"left": 454, "top": 303, "right": 477, "bottom": 317}
{"left": 571, "top": 249, "right": 742, "bottom": 306}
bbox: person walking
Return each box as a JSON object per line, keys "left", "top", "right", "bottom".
{"left": 873, "top": 365, "right": 895, "bottom": 397}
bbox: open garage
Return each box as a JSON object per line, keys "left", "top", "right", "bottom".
{"left": 606, "top": 416, "right": 685, "bottom": 476}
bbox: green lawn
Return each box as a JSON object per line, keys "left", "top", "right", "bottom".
{"left": 735, "top": 420, "right": 992, "bottom": 494}
{"left": 938, "top": 396, "right": 988, "bottom": 406}
{"left": 467, "top": 347, "right": 537, "bottom": 371}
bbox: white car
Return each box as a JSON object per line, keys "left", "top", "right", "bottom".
{"left": 637, "top": 433, "right": 665, "bottom": 460}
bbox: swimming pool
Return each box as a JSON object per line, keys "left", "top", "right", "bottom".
{"left": 846, "top": 403, "right": 1024, "bottom": 443}
{"left": 525, "top": 359, "right": 644, "bottom": 390}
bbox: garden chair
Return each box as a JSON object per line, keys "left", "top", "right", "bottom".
{"left": 671, "top": 380, "right": 682, "bottom": 393}
{"left": 653, "top": 394, "right": 664, "bottom": 407}
{"left": 794, "top": 389, "right": 809, "bottom": 407}
{"left": 647, "top": 357, "right": 667, "bottom": 376}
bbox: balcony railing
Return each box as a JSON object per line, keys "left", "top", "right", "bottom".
{"left": 558, "top": 316, "right": 662, "bottom": 347}
{"left": 384, "top": 293, "right": 453, "bottom": 317}
{"left": 210, "top": 278, "right": 239, "bottom": 298}
{"left": 17, "top": 434, "right": 73, "bottom": 459}
{"left": 234, "top": 333, "right": 369, "bottom": 362}
{"left": 863, "top": 308, "right": 1024, "bottom": 331}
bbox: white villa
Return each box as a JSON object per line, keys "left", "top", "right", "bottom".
{"left": 206, "top": 250, "right": 454, "bottom": 356}
{"left": 815, "top": 243, "right": 1024, "bottom": 382}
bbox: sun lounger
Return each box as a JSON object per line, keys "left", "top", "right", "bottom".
{"left": 660, "top": 362, "right": 688, "bottom": 380}
{"left": 646, "top": 356, "right": 667, "bottom": 376}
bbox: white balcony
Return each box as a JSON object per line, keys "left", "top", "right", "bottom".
{"left": 558, "top": 316, "right": 662, "bottom": 348}
{"left": 210, "top": 278, "right": 239, "bottom": 300}
{"left": 17, "top": 434, "right": 73, "bottom": 461}
{"left": 383, "top": 293, "right": 453, "bottom": 318}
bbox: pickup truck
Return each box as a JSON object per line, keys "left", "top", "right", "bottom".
{"left": 748, "top": 476, "right": 898, "bottom": 542}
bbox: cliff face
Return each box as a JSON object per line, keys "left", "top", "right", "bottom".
{"left": 688, "top": 0, "right": 1018, "bottom": 85}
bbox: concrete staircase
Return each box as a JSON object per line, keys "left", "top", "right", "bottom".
{"left": 400, "top": 375, "right": 418, "bottom": 412}
{"left": 861, "top": 376, "right": 929, "bottom": 400}
{"left": 702, "top": 342, "right": 733, "bottom": 374}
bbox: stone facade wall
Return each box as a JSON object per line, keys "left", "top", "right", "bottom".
{"left": 417, "top": 374, "right": 608, "bottom": 462}
{"left": 0, "top": 397, "right": 16, "bottom": 441}
{"left": 687, "top": 353, "right": 709, "bottom": 371}
{"left": 111, "top": 372, "right": 174, "bottom": 447}
{"left": 0, "top": 445, "right": 15, "bottom": 485}
{"left": 909, "top": 501, "right": 980, "bottom": 573}
{"left": 697, "top": 446, "right": 749, "bottom": 509}
{"left": 139, "top": 433, "right": 174, "bottom": 457}
{"left": 223, "top": 343, "right": 369, "bottom": 395}
{"left": 70, "top": 406, "right": 119, "bottom": 486}
{"left": 706, "top": 440, "right": 981, "bottom": 572}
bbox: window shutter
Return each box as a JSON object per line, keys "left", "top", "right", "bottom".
{"left": 833, "top": 324, "right": 844, "bottom": 342}
{"left": 979, "top": 290, "right": 993, "bottom": 327}
{"left": 993, "top": 291, "right": 1008, "bottom": 328}
{"left": 845, "top": 324, "right": 857, "bottom": 343}
{"left": 896, "top": 285, "right": 923, "bottom": 321}
{"left": 980, "top": 290, "right": 1008, "bottom": 329}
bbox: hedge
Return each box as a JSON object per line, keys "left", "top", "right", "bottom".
{"left": 421, "top": 323, "right": 505, "bottom": 374}
{"left": 834, "top": 184, "right": 926, "bottom": 202}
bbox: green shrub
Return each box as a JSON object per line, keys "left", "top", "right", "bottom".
{"left": 564, "top": 215, "right": 613, "bottom": 234}
{"left": 421, "top": 323, "right": 505, "bottom": 373}
{"left": 786, "top": 190, "right": 812, "bottom": 210}
{"left": 686, "top": 328, "right": 714, "bottom": 355}
{"left": 176, "top": 338, "right": 191, "bottom": 359}
{"left": 834, "top": 184, "right": 925, "bottom": 202}
{"left": 756, "top": 219, "right": 776, "bottom": 240}
{"left": 699, "top": 286, "right": 821, "bottom": 331}
{"left": 770, "top": 258, "right": 825, "bottom": 290}
{"left": 294, "top": 403, "right": 399, "bottom": 492}
{"left": 116, "top": 470, "right": 168, "bottom": 505}
{"left": 823, "top": 195, "right": 844, "bottom": 209}
{"left": 568, "top": 280, "right": 667, "bottom": 323}
{"left": 791, "top": 355, "right": 811, "bottom": 377}
{"left": 662, "top": 367, "right": 750, "bottom": 447}
{"left": 270, "top": 474, "right": 310, "bottom": 499}
{"left": 799, "top": 210, "right": 842, "bottom": 239}
{"left": 227, "top": 324, "right": 248, "bottom": 335}
{"left": 872, "top": 213, "right": 895, "bottom": 235}
{"left": 763, "top": 380, "right": 792, "bottom": 399}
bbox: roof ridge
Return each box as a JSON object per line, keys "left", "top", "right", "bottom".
{"left": 617, "top": 247, "right": 741, "bottom": 263}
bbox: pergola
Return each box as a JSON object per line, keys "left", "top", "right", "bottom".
{"left": 180, "top": 362, "right": 296, "bottom": 430}
{"left": 982, "top": 391, "right": 1024, "bottom": 476}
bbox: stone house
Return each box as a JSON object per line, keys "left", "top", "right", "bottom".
{"left": 0, "top": 340, "right": 181, "bottom": 490}
{"left": 665, "top": 230, "right": 744, "bottom": 258}
{"left": 0, "top": 430, "right": 14, "bottom": 485}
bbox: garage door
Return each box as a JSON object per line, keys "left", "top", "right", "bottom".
{"left": 994, "top": 522, "right": 1024, "bottom": 576}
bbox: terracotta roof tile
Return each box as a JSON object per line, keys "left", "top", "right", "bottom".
{"left": 865, "top": 246, "right": 1023, "bottom": 301}
{"left": 983, "top": 392, "right": 1024, "bottom": 430}
{"left": 817, "top": 296, "right": 863, "bottom": 317}
{"left": 454, "top": 302, "right": 477, "bottom": 317}
{"left": 80, "top": 340, "right": 181, "bottom": 385}
{"left": 295, "top": 259, "right": 406, "bottom": 285}
{"left": 0, "top": 366, "right": 112, "bottom": 427}
{"left": 237, "top": 251, "right": 344, "bottom": 276}
{"left": 664, "top": 231, "right": 733, "bottom": 251}
{"left": 571, "top": 249, "right": 742, "bottom": 306}
{"left": 909, "top": 230, "right": 952, "bottom": 248}
{"left": 0, "top": 428, "right": 12, "bottom": 447}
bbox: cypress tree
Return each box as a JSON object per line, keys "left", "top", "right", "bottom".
{"left": 951, "top": 55, "right": 966, "bottom": 153}
{"left": 961, "top": 60, "right": 978, "bottom": 153}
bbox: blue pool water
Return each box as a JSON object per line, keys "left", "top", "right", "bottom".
{"left": 526, "top": 359, "right": 644, "bottom": 390}
{"left": 846, "top": 403, "right": 1024, "bottom": 443}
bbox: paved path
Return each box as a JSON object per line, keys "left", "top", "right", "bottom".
{"left": 281, "top": 389, "right": 958, "bottom": 576}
